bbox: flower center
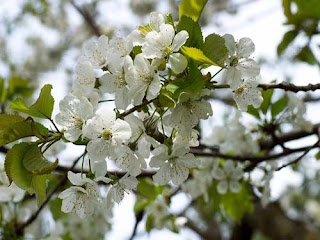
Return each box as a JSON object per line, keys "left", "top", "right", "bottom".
{"left": 236, "top": 86, "right": 245, "bottom": 94}
{"left": 102, "top": 129, "right": 113, "bottom": 140}
{"left": 164, "top": 46, "right": 172, "bottom": 55}
{"left": 230, "top": 56, "right": 239, "bottom": 66}
{"left": 73, "top": 117, "right": 83, "bottom": 129}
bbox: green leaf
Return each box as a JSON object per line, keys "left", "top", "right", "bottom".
{"left": 0, "top": 115, "right": 48, "bottom": 147}
{"left": 247, "top": 105, "right": 260, "bottom": 119}
{"left": 295, "top": 46, "right": 318, "bottom": 65}
{"left": 260, "top": 89, "right": 274, "bottom": 114}
{"left": 0, "top": 78, "right": 5, "bottom": 102}
{"left": 5, "top": 143, "right": 33, "bottom": 191}
{"left": 11, "top": 84, "right": 54, "bottom": 119}
{"left": 50, "top": 198, "right": 66, "bottom": 220}
{"left": 134, "top": 198, "right": 150, "bottom": 215}
{"left": 32, "top": 174, "right": 49, "bottom": 205}
{"left": 165, "top": 13, "right": 175, "bottom": 26}
{"left": 23, "top": 144, "right": 58, "bottom": 174}
{"left": 179, "top": 0, "right": 208, "bottom": 22}
{"left": 177, "top": 16, "right": 203, "bottom": 49}
{"left": 145, "top": 214, "right": 155, "bottom": 233}
{"left": 5, "top": 143, "right": 52, "bottom": 205}
{"left": 137, "top": 178, "right": 164, "bottom": 200}
{"left": 181, "top": 46, "right": 217, "bottom": 66}
{"left": 159, "top": 89, "right": 176, "bottom": 108}
{"left": 220, "top": 184, "right": 254, "bottom": 223}
{"left": 271, "top": 97, "right": 289, "bottom": 118}
{"left": 277, "top": 30, "right": 299, "bottom": 55}
{"left": 7, "top": 76, "right": 34, "bottom": 100}
{"left": 202, "top": 34, "right": 228, "bottom": 67}
{"left": 164, "top": 61, "right": 205, "bottom": 100}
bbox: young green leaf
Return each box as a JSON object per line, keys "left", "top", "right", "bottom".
{"left": 271, "top": 96, "right": 288, "bottom": 118}
{"left": 277, "top": 30, "right": 298, "bottom": 55}
{"left": 202, "top": 34, "right": 228, "bottom": 67}
{"left": 159, "top": 89, "right": 177, "bottom": 108}
{"left": 177, "top": 16, "right": 203, "bottom": 49}
{"left": 179, "top": 0, "right": 208, "bottom": 22}
{"left": 10, "top": 84, "right": 54, "bottom": 119}
{"left": 260, "top": 89, "right": 274, "bottom": 114}
{"left": 0, "top": 116, "right": 48, "bottom": 147}
{"left": 23, "top": 144, "right": 59, "bottom": 174}
{"left": 5, "top": 143, "right": 53, "bottom": 205}
{"left": 181, "top": 46, "right": 217, "bottom": 66}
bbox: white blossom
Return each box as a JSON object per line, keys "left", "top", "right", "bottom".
{"left": 287, "top": 92, "right": 312, "bottom": 132}
{"left": 99, "top": 56, "right": 133, "bottom": 109}
{"left": 212, "top": 160, "right": 243, "bottom": 194}
{"left": 142, "top": 24, "right": 189, "bottom": 74}
{"left": 129, "top": 12, "right": 165, "bottom": 45}
{"left": 58, "top": 172, "right": 100, "bottom": 218}
{"left": 223, "top": 34, "right": 260, "bottom": 89}
{"left": 56, "top": 94, "right": 94, "bottom": 142}
{"left": 233, "top": 77, "right": 263, "bottom": 111}
{"left": 150, "top": 143, "right": 198, "bottom": 185}
{"left": 82, "top": 35, "right": 110, "bottom": 68}
{"left": 72, "top": 60, "right": 96, "bottom": 97}
{"left": 83, "top": 107, "right": 132, "bottom": 162}
{"left": 165, "top": 94, "right": 212, "bottom": 136}
{"left": 108, "top": 174, "right": 138, "bottom": 203}
{"left": 108, "top": 37, "right": 133, "bottom": 59}
{"left": 127, "top": 53, "right": 161, "bottom": 106}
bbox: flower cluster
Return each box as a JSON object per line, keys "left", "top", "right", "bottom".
{"left": 55, "top": 12, "right": 262, "bottom": 218}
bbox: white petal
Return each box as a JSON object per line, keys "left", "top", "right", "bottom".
{"left": 111, "top": 119, "right": 132, "bottom": 143}
{"left": 223, "top": 34, "right": 236, "bottom": 56}
{"left": 217, "top": 180, "right": 228, "bottom": 194}
{"left": 168, "top": 53, "right": 188, "bottom": 74}
{"left": 237, "top": 37, "right": 255, "bottom": 58}
{"left": 238, "top": 59, "right": 260, "bottom": 79}
{"left": 226, "top": 67, "right": 242, "bottom": 90}
{"left": 229, "top": 181, "right": 241, "bottom": 193}
{"left": 171, "top": 30, "right": 189, "bottom": 52}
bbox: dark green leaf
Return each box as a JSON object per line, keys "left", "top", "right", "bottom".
{"left": 277, "top": 30, "right": 299, "bottom": 55}
{"left": 202, "top": 34, "right": 228, "bottom": 67}
{"left": 271, "top": 97, "right": 288, "bottom": 118}
{"left": 177, "top": 16, "right": 203, "bottom": 49}
{"left": 295, "top": 46, "right": 318, "bottom": 65}
{"left": 159, "top": 89, "right": 177, "bottom": 108}
{"left": 247, "top": 105, "right": 260, "bottom": 119}
{"left": 8, "top": 76, "right": 34, "bottom": 100}
{"left": 23, "top": 144, "right": 58, "bottom": 174}
{"left": 145, "top": 214, "right": 155, "bottom": 233}
{"left": 11, "top": 84, "right": 54, "bottom": 119}
{"left": 0, "top": 115, "right": 48, "bottom": 147}
{"left": 179, "top": 0, "right": 208, "bottom": 22}
{"left": 260, "top": 89, "right": 274, "bottom": 114}
{"left": 220, "top": 184, "right": 254, "bottom": 223}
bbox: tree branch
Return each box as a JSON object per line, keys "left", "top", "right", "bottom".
{"left": 213, "top": 82, "right": 320, "bottom": 92}
{"left": 118, "top": 99, "right": 154, "bottom": 119}
{"left": 70, "top": 0, "right": 101, "bottom": 36}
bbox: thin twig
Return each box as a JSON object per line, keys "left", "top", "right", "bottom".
{"left": 276, "top": 140, "right": 320, "bottom": 171}
{"left": 118, "top": 99, "right": 154, "bottom": 119}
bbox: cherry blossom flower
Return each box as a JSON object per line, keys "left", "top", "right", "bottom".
{"left": 58, "top": 172, "right": 100, "bottom": 218}
{"left": 82, "top": 35, "right": 110, "bottom": 68}
{"left": 108, "top": 174, "right": 138, "bottom": 203}
{"left": 127, "top": 53, "right": 161, "bottom": 106}
{"left": 56, "top": 94, "right": 94, "bottom": 142}
{"left": 142, "top": 24, "right": 189, "bottom": 74}
{"left": 212, "top": 160, "right": 243, "bottom": 194}
{"left": 83, "top": 107, "right": 132, "bottom": 162}
{"left": 150, "top": 143, "right": 198, "bottom": 185}
{"left": 223, "top": 34, "right": 260, "bottom": 89}
{"left": 233, "top": 77, "right": 263, "bottom": 111}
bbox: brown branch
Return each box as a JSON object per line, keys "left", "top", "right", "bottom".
{"left": 70, "top": 0, "right": 101, "bottom": 36}
{"left": 258, "top": 82, "right": 320, "bottom": 93}
{"left": 118, "top": 99, "right": 154, "bottom": 119}
{"left": 213, "top": 82, "right": 320, "bottom": 92}
{"left": 276, "top": 140, "right": 320, "bottom": 171}
{"left": 16, "top": 152, "right": 86, "bottom": 232}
